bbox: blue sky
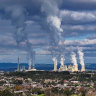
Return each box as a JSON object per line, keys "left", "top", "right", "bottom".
{"left": 0, "top": 0, "right": 96, "bottom": 64}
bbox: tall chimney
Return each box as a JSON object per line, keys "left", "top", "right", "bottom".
{"left": 59, "top": 55, "right": 65, "bottom": 71}
{"left": 17, "top": 56, "right": 20, "bottom": 71}
{"left": 28, "top": 56, "right": 31, "bottom": 70}
{"left": 61, "top": 55, "right": 64, "bottom": 66}
{"left": 53, "top": 56, "right": 57, "bottom": 71}
{"left": 32, "top": 51, "right": 35, "bottom": 69}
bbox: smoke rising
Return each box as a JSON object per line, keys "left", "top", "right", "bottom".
{"left": 78, "top": 49, "right": 85, "bottom": 66}
{"left": 41, "top": 0, "right": 63, "bottom": 56}
{"left": 71, "top": 52, "right": 78, "bottom": 66}
{"left": 1, "top": 5, "right": 36, "bottom": 67}
{"left": 60, "top": 55, "right": 65, "bottom": 66}
{"left": 0, "top": 0, "right": 64, "bottom": 65}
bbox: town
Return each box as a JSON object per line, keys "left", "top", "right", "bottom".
{"left": 0, "top": 71, "right": 96, "bottom": 96}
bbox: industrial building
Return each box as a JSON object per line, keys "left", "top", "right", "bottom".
{"left": 17, "top": 51, "right": 85, "bottom": 72}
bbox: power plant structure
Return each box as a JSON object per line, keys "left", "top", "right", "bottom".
{"left": 74, "top": 64, "right": 78, "bottom": 72}
{"left": 81, "top": 64, "right": 85, "bottom": 72}
{"left": 52, "top": 55, "right": 78, "bottom": 72}
{"left": 53, "top": 56, "right": 58, "bottom": 71}
{"left": 26, "top": 50, "right": 85, "bottom": 72}
{"left": 52, "top": 51, "right": 85, "bottom": 72}
{"left": 59, "top": 55, "right": 67, "bottom": 71}
{"left": 71, "top": 52, "right": 78, "bottom": 72}
{"left": 32, "top": 51, "right": 36, "bottom": 70}
{"left": 28, "top": 56, "right": 32, "bottom": 71}
{"left": 26, "top": 58, "right": 37, "bottom": 71}
{"left": 26, "top": 51, "right": 37, "bottom": 72}
{"left": 20, "top": 66, "right": 26, "bottom": 72}
{"left": 17, "top": 56, "right": 20, "bottom": 71}
{"left": 16, "top": 51, "right": 85, "bottom": 72}
{"left": 17, "top": 57, "right": 25, "bottom": 72}
{"left": 68, "top": 65, "right": 74, "bottom": 72}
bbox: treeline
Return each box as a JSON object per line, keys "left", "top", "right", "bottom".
{"left": 5, "top": 71, "right": 96, "bottom": 82}
{"left": 0, "top": 88, "right": 86, "bottom": 96}
{"left": 0, "top": 89, "right": 14, "bottom": 96}
{"left": 5, "top": 71, "right": 70, "bottom": 81}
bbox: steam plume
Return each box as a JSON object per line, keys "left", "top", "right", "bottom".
{"left": 78, "top": 49, "right": 85, "bottom": 71}
{"left": 3, "top": 5, "right": 35, "bottom": 69}
{"left": 41, "top": 0, "right": 63, "bottom": 56}
{"left": 71, "top": 52, "right": 78, "bottom": 65}
{"left": 71, "top": 52, "right": 78, "bottom": 71}
{"left": 0, "top": 0, "right": 63, "bottom": 67}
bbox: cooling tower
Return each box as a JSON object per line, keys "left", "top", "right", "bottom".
{"left": 81, "top": 65, "right": 85, "bottom": 72}
{"left": 59, "top": 55, "right": 67, "bottom": 71}
{"left": 32, "top": 51, "right": 35, "bottom": 69}
{"left": 28, "top": 57, "right": 32, "bottom": 70}
{"left": 78, "top": 50, "right": 85, "bottom": 72}
{"left": 53, "top": 56, "right": 57, "bottom": 71}
{"left": 74, "top": 64, "right": 78, "bottom": 72}
{"left": 71, "top": 52, "right": 78, "bottom": 72}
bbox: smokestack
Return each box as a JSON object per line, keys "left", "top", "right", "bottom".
{"left": 28, "top": 56, "right": 31, "bottom": 70}
{"left": 17, "top": 56, "right": 20, "bottom": 71}
{"left": 78, "top": 50, "right": 85, "bottom": 72}
{"left": 71, "top": 52, "right": 78, "bottom": 72}
{"left": 53, "top": 56, "right": 57, "bottom": 71}
{"left": 61, "top": 55, "right": 64, "bottom": 66}
{"left": 59, "top": 55, "right": 65, "bottom": 71}
{"left": 32, "top": 51, "right": 35, "bottom": 69}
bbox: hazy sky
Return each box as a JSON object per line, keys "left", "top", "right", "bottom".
{"left": 0, "top": 0, "right": 96, "bottom": 64}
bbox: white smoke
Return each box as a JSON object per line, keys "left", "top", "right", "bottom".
{"left": 3, "top": 5, "right": 36, "bottom": 68}
{"left": 0, "top": 0, "right": 63, "bottom": 66}
{"left": 78, "top": 49, "right": 85, "bottom": 66}
{"left": 2, "top": 5, "right": 27, "bottom": 45}
{"left": 60, "top": 55, "right": 65, "bottom": 66}
{"left": 31, "top": 51, "right": 35, "bottom": 69}
{"left": 41, "top": 0, "right": 63, "bottom": 56}
{"left": 71, "top": 52, "right": 78, "bottom": 65}
{"left": 47, "top": 16, "right": 63, "bottom": 33}
{"left": 28, "top": 56, "right": 32, "bottom": 69}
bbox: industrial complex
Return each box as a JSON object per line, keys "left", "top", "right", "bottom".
{"left": 17, "top": 50, "right": 85, "bottom": 72}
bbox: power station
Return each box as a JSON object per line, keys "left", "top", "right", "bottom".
{"left": 17, "top": 50, "right": 85, "bottom": 72}
{"left": 26, "top": 52, "right": 37, "bottom": 72}
{"left": 53, "top": 56, "right": 58, "bottom": 71}
{"left": 17, "top": 56, "right": 26, "bottom": 72}
{"left": 52, "top": 50, "right": 85, "bottom": 72}
{"left": 59, "top": 55, "right": 67, "bottom": 71}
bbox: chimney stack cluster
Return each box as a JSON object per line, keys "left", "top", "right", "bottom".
{"left": 52, "top": 50, "right": 85, "bottom": 72}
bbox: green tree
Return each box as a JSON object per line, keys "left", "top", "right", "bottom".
{"left": 0, "top": 89, "right": 14, "bottom": 96}
{"left": 81, "top": 90, "right": 86, "bottom": 96}
{"left": 13, "top": 80, "right": 23, "bottom": 85}
{"left": 64, "top": 89, "right": 72, "bottom": 96}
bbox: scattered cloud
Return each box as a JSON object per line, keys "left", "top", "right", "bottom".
{"left": 0, "top": 0, "right": 95, "bottom": 63}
